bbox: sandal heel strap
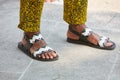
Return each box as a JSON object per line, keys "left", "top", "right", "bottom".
{"left": 69, "top": 26, "right": 92, "bottom": 37}
{"left": 69, "top": 26, "right": 80, "bottom": 36}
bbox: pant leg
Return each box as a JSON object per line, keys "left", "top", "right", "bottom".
{"left": 64, "top": 0, "right": 88, "bottom": 24}
{"left": 18, "top": 0, "right": 44, "bottom": 32}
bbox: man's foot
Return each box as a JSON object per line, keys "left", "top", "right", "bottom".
{"left": 67, "top": 24, "right": 116, "bottom": 50}
{"left": 18, "top": 31, "right": 58, "bottom": 61}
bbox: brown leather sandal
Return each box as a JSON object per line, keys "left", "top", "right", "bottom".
{"left": 67, "top": 25, "right": 116, "bottom": 50}
{"left": 18, "top": 33, "right": 59, "bottom": 61}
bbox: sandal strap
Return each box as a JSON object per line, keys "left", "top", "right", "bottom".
{"left": 81, "top": 28, "right": 92, "bottom": 36}
{"left": 69, "top": 27, "right": 80, "bottom": 36}
{"left": 98, "top": 36, "right": 109, "bottom": 47}
{"left": 24, "top": 33, "right": 45, "bottom": 44}
{"left": 69, "top": 26, "right": 93, "bottom": 42}
{"left": 23, "top": 33, "right": 47, "bottom": 51}
{"left": 33, "top": 46, "right": 53, "bottom": 57}
{"left": 23, "top": 35, "right": 32, "bottom": 50}
{"left": 30, "top": 33, "right": 44, "bottom": 44}
{"left": 24, "top": 34, "right": 30, "bottom": 43}
{"left": 69, "top": 26, "right": 93, "bottom": 37}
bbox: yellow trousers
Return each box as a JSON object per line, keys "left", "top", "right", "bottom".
{"left": 18, "top": 0, "right": 88, "bottom": 32}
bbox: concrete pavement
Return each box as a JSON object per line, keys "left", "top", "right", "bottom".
{"left": 0, "top": 0, "right": 120, "bottom": 80}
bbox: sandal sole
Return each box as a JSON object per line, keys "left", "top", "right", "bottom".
{"left": 18, "top": 42, "right": 59, "bottom": 61}
{"left": 67, "top": 38, "right": 116, "bottom": 50}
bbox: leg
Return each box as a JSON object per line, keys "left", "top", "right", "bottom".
{"left": 18, "top": 0, "right": 58, "bottom": 61}
{"left": 64, "top": 0, "right": 87, "bottom": 24}
{"left": 45, "top": 0, "right": 56, "bottom": 2}
{"left": 64, "top": 0, "right": 116, "bottom": 50}
{"left": 18, "top": 0, "right": 44, "bottom": 32}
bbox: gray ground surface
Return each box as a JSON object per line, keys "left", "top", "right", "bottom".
{"left": 0, "top": 0, "right": 120, "bottom": 80}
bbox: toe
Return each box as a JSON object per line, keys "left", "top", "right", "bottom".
{"left": 39, "top": 55, "right": 41, "bottom": 58}
{"left": 48, "top": 52, "right": 54, "bottom": 59}
{"left": 41, "top": 54, "right": 46, "bottom": 59}
{"left": 105, "top": 41, "right": 113, "bottom": 47}
{"left": 51, "top": 51, "right": 57, "bottom": 57}
{"left": 44, "top": 53, "right": 50, "bottom": 59}
{"left": 107, "top": 42, "right": 113, "bottom": 47}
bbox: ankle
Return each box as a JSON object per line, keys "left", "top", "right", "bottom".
{"left": 69, "top": 24, "right": 86, "bottom": 33}
{"left": 24, "top": 31, "right": 40, "bottom": 39}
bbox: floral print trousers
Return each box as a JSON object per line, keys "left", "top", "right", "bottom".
{"left": 18, "top": 0, "right": 88, "bottom": 32}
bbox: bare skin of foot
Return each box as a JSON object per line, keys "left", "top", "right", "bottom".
{"left": 22, "top": 32, "right": 57, "bottom": 59}
{"left": 67, "top": 24, "right": 113, "bottom": 47}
